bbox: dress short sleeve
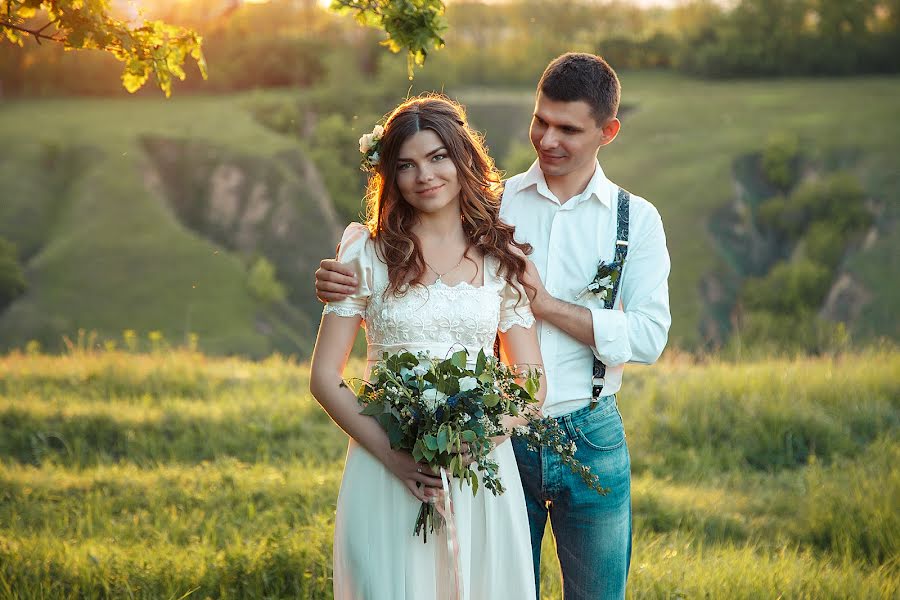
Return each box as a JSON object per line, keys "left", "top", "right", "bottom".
{"left": 499, "top": 273, "right": 535, "bottom": 333}
{"left": 322, "top": 223, "right": 374, "bottom": 320}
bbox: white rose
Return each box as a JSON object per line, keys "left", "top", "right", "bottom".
{"left": 412, "top": 364, "right": 428, "bottom": 377}
{"left": 358, "top": 132, "right": 374, "bottom": 153}
{"left": 372, "top": 124, "right": 385, "bottom": 139}
{"left": 421, "top": 388, "right": 447, "bottom": 413}
{"left": 458, "top": 376, "right": 478, "bottom": 392}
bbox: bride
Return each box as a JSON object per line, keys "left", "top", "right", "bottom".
{"left": 309, "top": 94, "right": 546, "bottom": 600}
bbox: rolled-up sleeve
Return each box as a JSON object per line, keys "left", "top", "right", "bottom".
{"left": 590, "top": 208, "right": 671, "bottom": 366}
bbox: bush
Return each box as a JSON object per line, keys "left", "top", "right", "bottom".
{"left": 762, "top": 131, "right": 799, "bottom": 191}
{"left": 247, "top": 256, "right": 286, "bottom": 305}
{"left": 757, "top": 194, "right": 806, "bottom": 240}
{"left": 793, "top": 172, "right": 871, "bottom": 233}
{"left": 757, "top": 172, "right": 871, "bottom": 244}
{"left": 741, "top": 259, "right": 832, "bottom": 316}
{"left": 0, "top": 237, "right": 26, "bottom": 311}
{"left": 803, "top": 221, "right": 846, "bottom": 269}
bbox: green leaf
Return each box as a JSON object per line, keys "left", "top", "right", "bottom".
{"left": 525, "top": 376, "right": 539, "bottom": 399}
{"left": 412, "top": 441, "right": 425, "bottom": 462}
{"left": 451, "top": 350, "right": 467, "bottom": 369}
{"left": 360, "top": 402, "right": 385, "bottom": 416}
{"left": 437, "top": 426, "right": 449, "bottom": 452}
{"left": 483, "top": 393, "right": 500, "bottom": 408}
{"left": 383, "top": 418, "right": 404, "bottom": 448}
{"left": 424, "top": 434, "right": 438, "bottom": 451}
{"left": 476, "top": 349, "right": 487, "bottom": 375}
{"left": 461, "top": 430, "right": 477, "bottom": 443}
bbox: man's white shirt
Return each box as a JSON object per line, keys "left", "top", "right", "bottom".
{"left": 500, "top": 159, "right": 671, "bottom": 418}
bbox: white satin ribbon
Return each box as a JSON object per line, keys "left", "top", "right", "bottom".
{"left": 434, "top": 467, "right": 462, "bottom": 600}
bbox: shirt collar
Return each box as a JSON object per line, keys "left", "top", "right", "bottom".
{"left": 516, "top": 159, "right": 612, "bottom": 208}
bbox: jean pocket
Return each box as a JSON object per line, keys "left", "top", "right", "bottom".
{"left": 575, "top": 410, "right": 626, "bottom": 452}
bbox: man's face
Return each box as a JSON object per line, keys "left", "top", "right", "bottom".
{"left": 529, "top": 92, "right": 608, "bottom": 183}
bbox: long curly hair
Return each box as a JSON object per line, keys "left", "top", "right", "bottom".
{"left": 363, "top": 94, "right": 532, "bottom": 296}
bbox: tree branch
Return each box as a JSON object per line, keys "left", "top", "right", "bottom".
{"left": 0, "top": 19, "right": 64, "bottom": 44}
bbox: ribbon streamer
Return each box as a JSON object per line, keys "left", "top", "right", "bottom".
{"left": 434, "top": 467, "right": 463, "bottom": 600}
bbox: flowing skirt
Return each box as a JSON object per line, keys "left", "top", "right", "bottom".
{"left": 332, "top": 439, "right": 536, "bottom": 600}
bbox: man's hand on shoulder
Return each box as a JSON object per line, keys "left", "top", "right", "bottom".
{"left": 315, "top": 259, "right": 358, "bottom": 303}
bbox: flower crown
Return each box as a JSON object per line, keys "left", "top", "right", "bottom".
{"left": 358, "top": 124, "right": 384, "bottom": 172}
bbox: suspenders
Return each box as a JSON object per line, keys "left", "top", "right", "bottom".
{"left": 592, "top": 187, "right": 630, "bottom": 408}
{"left": 495, "top": 183, "right": 632, "bottom": 409}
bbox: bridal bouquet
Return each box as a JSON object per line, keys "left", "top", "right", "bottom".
{"left": 351, "top": 348, "right": 608, "bottom": 541}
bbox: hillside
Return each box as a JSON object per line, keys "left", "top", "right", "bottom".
{"left": 0, "top": 74, "right": 898, "bottom": 354}
{"left": 0, "top": 93, "right": 342, "bottom": 357}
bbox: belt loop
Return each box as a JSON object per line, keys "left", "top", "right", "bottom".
{"left": 560, "top": 413, "right": 577, "bottom": 439}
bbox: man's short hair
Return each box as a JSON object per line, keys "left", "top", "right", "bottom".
{"left": 538, "top": 53, "right": 620, "bottom": 126}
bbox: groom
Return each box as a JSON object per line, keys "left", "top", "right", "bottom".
{"left": 315, "top": 53, "right": 670, "bottom": 600}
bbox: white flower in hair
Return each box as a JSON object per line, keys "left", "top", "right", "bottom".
{"left": 358, "top": 132, "right": 375, "bottom": 153}
{"left": 358, "top": 125, "right": 384, "bottom": 154}
{"left": 358, "top": 124, "right": 385, "bottom": 169}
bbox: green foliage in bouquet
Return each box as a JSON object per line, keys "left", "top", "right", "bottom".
{"left": 352, "top": 348, "right": 608, "bottom": 541}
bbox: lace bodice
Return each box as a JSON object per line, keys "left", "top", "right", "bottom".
{"left": 323, "top": 223, "right": 534, "bottom": 365}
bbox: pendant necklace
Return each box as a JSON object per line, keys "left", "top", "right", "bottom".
{"left": 424, "top": 250, "right": 467, "bottom": 285}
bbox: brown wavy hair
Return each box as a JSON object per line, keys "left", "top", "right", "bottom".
{"left": 363, "top": 93, "right": 532, "bottom": 296}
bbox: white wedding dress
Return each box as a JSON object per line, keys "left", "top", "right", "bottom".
{"left": 323, "top": 223, "right": 538, "bottom": 600}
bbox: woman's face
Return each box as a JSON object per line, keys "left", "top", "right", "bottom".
{"left": 394, "top": 129, "right": 461, "bottom": 217}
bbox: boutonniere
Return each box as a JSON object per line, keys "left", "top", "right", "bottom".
{"left": 575, "top": 259, "right": 624, "bottom": 303}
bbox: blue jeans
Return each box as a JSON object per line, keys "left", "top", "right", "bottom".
{"left": 512, "top": 395, "right": 632, "bottom": 600}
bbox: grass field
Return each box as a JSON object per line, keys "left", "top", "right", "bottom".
{"left": 1, "top": 74, "right": 898, "bottom": 356}
{"left": 1, "top": 347, "right": 897, "bottom": 598}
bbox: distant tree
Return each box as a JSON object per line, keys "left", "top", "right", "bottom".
{"left": 761, "top": 131, "right": 800, "bottom": 191}
{"left": 803, "top": 221, "right": 846, "bottom": 269}
{"left": 247, "top": 256, "right": 286, "bottom": 305}
{"left": 741, "top": 259, "right": 833, "bottom": 316}
{"left": 0, "top": 0, "right": 207, "bottom": 96}
{"left": 0, "top": 237, "right": 26, "bottom": 311}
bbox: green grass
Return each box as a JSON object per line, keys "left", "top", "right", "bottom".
{"left": 1, "top": 349, "right": 897, "bottom": 598}
{"left": 1, "top": 75, "right": 898, "bottom": 355}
